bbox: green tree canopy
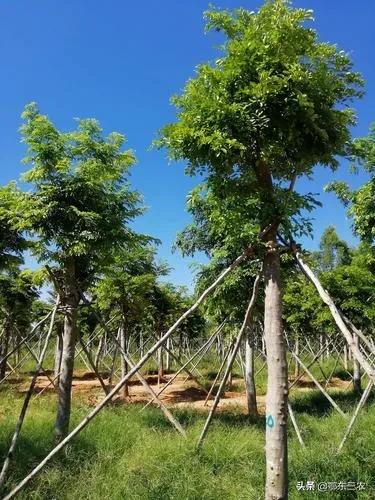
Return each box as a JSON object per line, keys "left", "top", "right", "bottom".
{"left": 158, "top": 0, "right": 363, "bottom": 240}
{"left": 14, "top": 102, "right": 143, "bottom": 288}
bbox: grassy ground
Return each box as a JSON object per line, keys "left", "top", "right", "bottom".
{"left": 1, "top": 372, "right": 375, "bottom": 500}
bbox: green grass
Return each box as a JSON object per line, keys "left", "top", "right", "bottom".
{"left": 1, "top": 381, "right": 375, "bottom": 500}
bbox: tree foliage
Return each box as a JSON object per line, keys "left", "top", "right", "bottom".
{"left": 14, "top": 102, "right": 143, "bottom": 289}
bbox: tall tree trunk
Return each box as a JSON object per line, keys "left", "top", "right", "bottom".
{"left": 352, "top": 333, "right": 362, "bottom": 395}
{"left": 343, "top": 345, "right": 348, "bottom": 370}
{"left": 140, "top": 331, "right": 144, "bottom": 358}
{"left": 157, "top": 331, "right": 164, "bottom": 386}
{"left": 120, "top": 320, "right": 129, "bottom": 398}
{"left": 245, "top": 328, "right": 258, "bottom": 415}
{"left": 94, "top": 333, "right": 104, "bottom": 370}
{"left": 0, "top": 321, "right": 12, "bottom": 379}
{"left": 294, "top": 336, "right": 300, "bottom": 379}
{"left": 226, "top": 347, "right": 233, "bottom": 390}
{"left": 54, "top": 325, "right": 64, "bottom": 381}
{"left": 264, "top": 242, "right": 288, "bottom": 500}
{"left": 319, "top": 335, "right": 323, "bottom": 362}
{"left": 165, "top": 336, "right": 171, "bottom": 372}
{"left": 55, "top": 260, "right": 79, "bottom": 442}
{"left": 14, "top": 329, "right": 20, "bottom": 366}
{"left": 325, "top": 337, "right": 330, "bottom": 360}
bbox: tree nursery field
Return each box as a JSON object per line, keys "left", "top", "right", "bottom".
{"left": 1, "top": 1, "right": 375, "bottom": 499}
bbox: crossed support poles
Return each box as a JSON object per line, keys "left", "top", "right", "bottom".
{"left": 2, "top": 231, "right": 375, "bottom": 499}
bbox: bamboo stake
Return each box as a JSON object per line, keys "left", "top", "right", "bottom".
{"left": 3, "top": 246, "right": 259, "bottom": 499}
{"left": 342, "top": 315, "right": 375, "bottom": 357}
{"left": 77, "top": 297, "right": 186, "bottom": 435}
{"left": 337, "top": 381, "right": 373, "bottom": 452}
{"left": 77, "top": 333, "right": 109, "bottom": 395}
{"left": 0, "top": 299, "right": 59, "bottom": 490}
{"left": 0, "top": 352, "right": 32, "bottom": 385}
{"left": 288, "top": 337, "right": 336, "bottom": 391}
{"left": 290, "top": 351, "right": 346, "bottom": 418}
{"left": 293, "top": 249, "right": 375, "bottom": 383}
{"left": 34, "top": 326, "right": 106, "bottom": 398}
{"left": 0, "top": 312, "right": 51, "bottom": 367}
{"left": 306, "top": 338, "right": 328, "bottom": 381}
{"left": 324, "top": 352, "right": 341, "bottom": 390}
{"left": 197, "top": 274, "right": 260, "bottom": 449}
{"left": 7, "top": 320, "right": 55, "bottom": 386}
{"left": 142, "top": 323, "right": 226, "bottom": 410}
{"left": 150, "top": 332, "right": 209, "bottom": 395}
{"left": 124, "top": 353, "right": 186, "bottom": 437}
{"left": 288, "top": 402, "right": 305, "bottom": 447}
{"left": 203, "top": 336, "right": 236, "bottom": 406}
{"left": 181, "top": 331, "right": 219, "bottom": 384}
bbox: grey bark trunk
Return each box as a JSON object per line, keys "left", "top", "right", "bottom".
{"left": 343, "top": 345, "right": 348, "bottom": 370}
{"left": 157, "top": 332, "right": 164, "bottom": 385}
{"left": 226, "top": 345, "right": 233, "bottom": 390}
{"left": 294, "top": 337, "right": 300, "bottom": 379}
{"left": 245, "top": 329, "right": 258, "bottom": 415}
{"left": 165, "top": 336, "right": 171, "bottom": 372}
{"left": 352, "top": 334, "right": 362, "bottom": 395}
{"left": 55, "top": 260, "right": 79, "bottom": 442}
{"left": 54, "top": 325, "right": 64, "bottom": 380}
{"left": 264, "top": 243, "right": 288, "bottom": 500}
{"left": 0, "top": 321, "right": 12, "bottom": 379}
{"left": 120, "top": 321, "right": 129, "bottom": 398}
{"left": 0, "top": 322, "right": 12, "bottom": 379}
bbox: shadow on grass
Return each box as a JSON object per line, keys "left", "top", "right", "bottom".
{"left": 290, "top": 389, "right": 375, "bottom": 417}
{"left": 134, "top": 403, "right": 266, "bottom": 432}
{"left": 0, "top": 431, "right": 99, "bottom": 497}
{"left": 332, "top": 367, "right": 353, "bottom": 381}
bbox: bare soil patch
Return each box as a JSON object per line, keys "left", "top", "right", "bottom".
{"left": 11, "top": 370, "right": 350, "bottom": 414}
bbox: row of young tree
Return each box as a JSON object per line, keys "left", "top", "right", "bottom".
{"left": 2, "top": 1, "right": 375, "bottom": 498}
{"left": 0, "top": 103, "right": 206, "bottom": 442}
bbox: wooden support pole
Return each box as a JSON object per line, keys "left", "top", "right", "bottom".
{"left": 204, "top": 336, "right": 235, "bottom": 406}
{"left": 0, "top": 312, "right": 52, "bottom": 368}
{"left": 143, "top": 323, "right": 226, "bottom": 410}
{"left": 3, "top": 246, "right": 256, "bottom": 499}
{"left": 197, "top": 275, "right": 260, "bottom": 449}
{"left": 0, "top": 299, "right": 59, "bottom": 490}
{"left": 77, "top": 332, "right": 109, "bottom": 395}
{"left": 290, "top": 351, "right": 346, "bottom": 419}
{"left": 337, "top": 381, "right": 373, "bottom": 452}
{"left": 293, "top": 249, "right": 375, "bottom": 383}
{"left": 288, "top": 402, "right": 305, "bottom": 447}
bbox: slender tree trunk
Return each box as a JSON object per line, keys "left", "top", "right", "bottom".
{"left": 120, "top": 321, "right": 129, "bottom": 398}
{"left": 294, "top": 337, "right": 300, "bottom": 379}
{"left": 0, "top": 321, "right": 12, "bottom": 379}
{"left": 343, "top": 345, "right": 348, "bottom": 370}
{"left": 264, "top": 242, "right": 288, "bottom": 500}
{"left": 319, "top": 335, "right": 323, "bottom": 362}
{"left": 166, "top": 336, "right": 171, "bottom": 372}
{"left": 55, "top": 260, "right": 79, "bottom": 442}
{"left": 245, "top": 328, "right": 258, "bottom": 415}
{"left": 140, "top": 331, "right": 144, "bottom": 357}
{"left": 14, "top": 329, "right": 20, "bottom": 366}
{"left": 348, "top": 346, "right": 352, "bottom": 361}
{"left": 54, "top": 325, "right": 64, "bottom": 381}
{"left": 262, "top": 335, "right": 266, "bottom": 356}
{"left": 325, "top": 337, "right": 330, "bottom": 360}
{"left": 226, "top": 347, "right": 233, "bottom": 390}
{"left": 352, "top": 333, "right": 362, "bottom": 395}
{"left": 94, "top": 333, "right": 104, "bottom": 370}
{"left": 157, "top": 331, "right": 164, "bottom": 386}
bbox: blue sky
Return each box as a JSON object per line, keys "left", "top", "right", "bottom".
{"left": 0, "top": 0, "right": 374, "bottom": 289}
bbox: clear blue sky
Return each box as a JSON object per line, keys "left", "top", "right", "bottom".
{"left": 0, "top": 0, "right": 374, "bottom": 289}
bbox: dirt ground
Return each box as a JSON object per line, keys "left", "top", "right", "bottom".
{"left": 14, "top": 370, "right": 351, "bottom": 415}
